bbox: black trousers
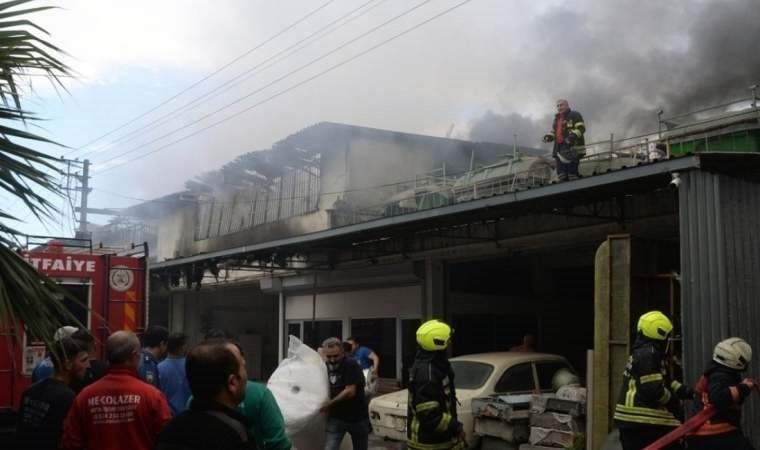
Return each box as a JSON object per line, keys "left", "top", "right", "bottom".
{"left": 619, "top": 426, "right": 682, "bottom": 450}
{"left": 554, "top": 144, "right": 579, "bottom": 179}
{"left": 687, "top": 431, "right": 754, "bottom": 450}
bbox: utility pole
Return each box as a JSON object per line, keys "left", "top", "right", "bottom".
{"left": 75, "top": 159, "right": 92, "bottom": 239}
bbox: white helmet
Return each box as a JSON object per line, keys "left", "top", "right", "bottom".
{"left": 551, "top": 368, "right": 581, "bottom": 390}
{"left": 713, "top": 337, "right": 752, "bottom": 371}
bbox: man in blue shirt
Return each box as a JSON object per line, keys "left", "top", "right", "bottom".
{"left": 138, "top": 325, "right": 168, "bottom": 387}
{"left": 158, "top": 332, "right": 192, "bottom": 417}
{"left": 346, "top": 337, "right": 380, "bottom": 376}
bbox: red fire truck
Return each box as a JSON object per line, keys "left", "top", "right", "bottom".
{"left": 0, "top": 237, "right": 148, "bottom": 425}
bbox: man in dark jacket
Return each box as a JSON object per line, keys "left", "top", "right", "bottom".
{"left": 614, "top": 311, "right": 695, "bottom": 450}
{"left": 155, "top": 340, "right": 255, "bottom": 450}
{"left": 688, "top": 337, "right": 756, "bottom": 450}
{"left": 15, "top": 338, "right": 89, "bottom": 450}
{"left": 543, "top": 99, "right": 586, "bottom": 181}
{"left": 407, "top": 320, "right": 465, "bottom": 450}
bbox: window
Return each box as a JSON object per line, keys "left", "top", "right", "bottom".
{"left": 303, "top": 320, "right": 342, "bottom": 349}
{"left": 536, "top": 361, "right": 575, "bottom": 391}
{"left": 495, "top": 363, "right": 535, "bottom": 393}
{"left": 350, "top": 318, "right": 397, "bottom": 378}
{"left": 54, "top": 284, "right": 89, "bottom": 328}
{"left": 450, "top": 361, "right": 494, "bottom": 390}
{"left": 287, "top": 322, "right": 302, "bottom": 340}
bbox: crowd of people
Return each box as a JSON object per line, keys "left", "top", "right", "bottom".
{"left": 12, "top": 314, "right": 756, "bottom": 450}
{"left": 14, "top": 326, "right": 290, "bottom": 450}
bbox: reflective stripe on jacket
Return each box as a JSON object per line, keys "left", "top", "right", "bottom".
{"left": 406, "top": 351, "right": 464, "bottom": 450}
{"left": 614, "top": 338, "right": 684, "bottom": 428}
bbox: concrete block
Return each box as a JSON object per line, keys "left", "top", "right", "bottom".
{"left": 556, "top": 385, "right": 587, "bottom": 404}
{"left": 529, "top": 394, "right": 555, "bottom": 414}
{"left": 473, "top": 397, "right": 530, "bottom": 422}
{"left": 529, "top": 412, "right": 582, "bottom": 433}
{"left": 529, "top": 427, "right": 575, "bottom": 448}
{"left": 474, "top": 417, "right": 529, "bottom": 443}
{"left": 544, "top": 397, "right": 585, "bottom": 417}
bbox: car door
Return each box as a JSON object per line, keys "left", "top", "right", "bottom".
{"left": 493, "top": 362, "right": 539, "bottom": 394}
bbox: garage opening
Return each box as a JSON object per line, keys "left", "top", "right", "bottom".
{"left": 448, "top": 251, "right": 595, "bottom": 375}
{"left": 446, "top": 237, "right": 681, "bottom": 380}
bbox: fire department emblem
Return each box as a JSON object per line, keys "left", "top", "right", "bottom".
{"left": 109, "top": 266, "right": 134, "bottom": 292}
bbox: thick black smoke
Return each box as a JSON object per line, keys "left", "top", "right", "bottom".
{"left": 469, "top": 0, "right": 760, "bottom": 146}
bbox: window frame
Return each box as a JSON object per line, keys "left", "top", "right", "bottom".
{"left": 493, "top": 361, "right": 540, "bottom": 394}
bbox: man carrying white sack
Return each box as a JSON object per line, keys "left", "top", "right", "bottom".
{"left": 320, "top": 337, "right": 369, "bottom": 450}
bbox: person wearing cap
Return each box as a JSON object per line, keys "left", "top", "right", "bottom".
{"left": 614, "top": 311, "right": 695, "bottom": 449}
{"left": 407, "top": 319, "right": 465, "bottom": 450}
{"left": 32, "top": 326, "right": 79, "bottom": 383}
{"left": 688, "top": 338, "right": 756, "bottom": 450}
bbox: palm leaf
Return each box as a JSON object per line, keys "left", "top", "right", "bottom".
{"left": 0, "top": 1, "right": 86, "bottom": 348}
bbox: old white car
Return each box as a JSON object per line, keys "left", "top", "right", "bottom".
{"left": 369, "top": 352, "right": 575, "bottom": 447}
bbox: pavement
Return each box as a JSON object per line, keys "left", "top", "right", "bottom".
{"left": 368, "top": 434, "right": 405, "bottom": 450}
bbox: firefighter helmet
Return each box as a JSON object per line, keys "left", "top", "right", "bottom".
{"left": 637, "top": 311, "right": 673, "bottom": 341}
{"left": 713, "top": 337, "right": 752, "bottom": 371}
{"left": 416, "top": 320, "right": 452, "bottom": 351}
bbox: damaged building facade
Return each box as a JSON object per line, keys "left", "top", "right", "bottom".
{"left": 142, "top": 101, "right": 760, "bottom": 446}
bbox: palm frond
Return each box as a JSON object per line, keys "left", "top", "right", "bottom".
{"left": 0, "top": 1, "right": 85, "bottom": 346}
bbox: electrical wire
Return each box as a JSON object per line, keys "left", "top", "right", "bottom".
{"left": 92, "top": 0, "right": 434, "bottom": 169}
{"left": 77, "top": 0, "right": 387, "bottom": 161}
{"left": 93, "top": 0, "right": 474, "bottom": 174}
{"left": 64, "top": 0, "right": 338, "bottom": 158}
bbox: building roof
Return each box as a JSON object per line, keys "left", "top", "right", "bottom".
{"left": 275, "top": 121, "right": 546, "bottom": 159}
{"left": 151, "top": 154, "right": 706, "bottom": 270}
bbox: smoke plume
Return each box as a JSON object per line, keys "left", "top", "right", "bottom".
{"left": 468, "top": 0, "right": 760, "bottom": 146}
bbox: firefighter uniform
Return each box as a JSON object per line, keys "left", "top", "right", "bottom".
{"left": 688, "top": 338, "right": 755, "bottom": 450}
{"left": 614, "top": 311, "right": 693, "bottom": 450}
{"left": 543, "top": 100, "right": 586, "bottom": 181}
{"left": 407, "top": 320, "right": 464, "bottom": 450}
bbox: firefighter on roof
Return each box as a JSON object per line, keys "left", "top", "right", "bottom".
{"left": 543, "top": 99, "right": 586, "bottom": 181}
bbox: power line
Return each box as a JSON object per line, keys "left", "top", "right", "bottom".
{"left": 78, "top": 0, "right": 387, "bottom": 162}
{"left": 65, "top": 0, "right": 337, "bottom": 158}
{"left": 93, "top": 0, "right": 455, "bottom": 173}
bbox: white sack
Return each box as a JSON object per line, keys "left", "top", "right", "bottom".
{"left": 268, "top": 336, "right": 329, "bottom": 450}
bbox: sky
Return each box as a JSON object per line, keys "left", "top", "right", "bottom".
{"left": 6, "top": 0, "right": 759, "bottom": 238}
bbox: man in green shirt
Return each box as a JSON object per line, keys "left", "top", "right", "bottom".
{"left": 241, "top": 380, "right": 291, "bottom": 450}
{"left": 190, "top": 334, "right": 291, "bottom": 450}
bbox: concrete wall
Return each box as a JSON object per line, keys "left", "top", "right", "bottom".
{"left": 285, "top": 285, "right": 423, "bottom": 323}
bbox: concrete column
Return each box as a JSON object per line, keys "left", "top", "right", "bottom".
{"left": 424, "top": 257, "right": 446, "bottom": 320}
{"left": 278, "top": 291, "right": 285, "bottom": 362}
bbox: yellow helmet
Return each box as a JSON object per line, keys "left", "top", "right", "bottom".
{"left": 416, "top": 320, "right": 452, "bottom": 351}
{"left": 637, "top": 311, "right": 673, "bottom": 341}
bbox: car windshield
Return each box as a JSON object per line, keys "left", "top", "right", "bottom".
{"left": 450, "top": 361, "right": 494, "bottom": 390}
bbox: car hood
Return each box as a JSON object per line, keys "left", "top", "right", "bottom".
{"left": 371, "top": 388, "right": 479, "bottom": 410}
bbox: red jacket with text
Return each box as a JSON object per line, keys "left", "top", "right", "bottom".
{"left": 62, "top": 366, "right": 171, "bottom": 450}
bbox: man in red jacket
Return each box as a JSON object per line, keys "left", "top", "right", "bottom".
{"left": 62, "top": 330, "right": 171, "bottom": 450}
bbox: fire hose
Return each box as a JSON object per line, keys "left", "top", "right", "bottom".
{"left": 643, "top": 382, "right": 759, "bottom": 450}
